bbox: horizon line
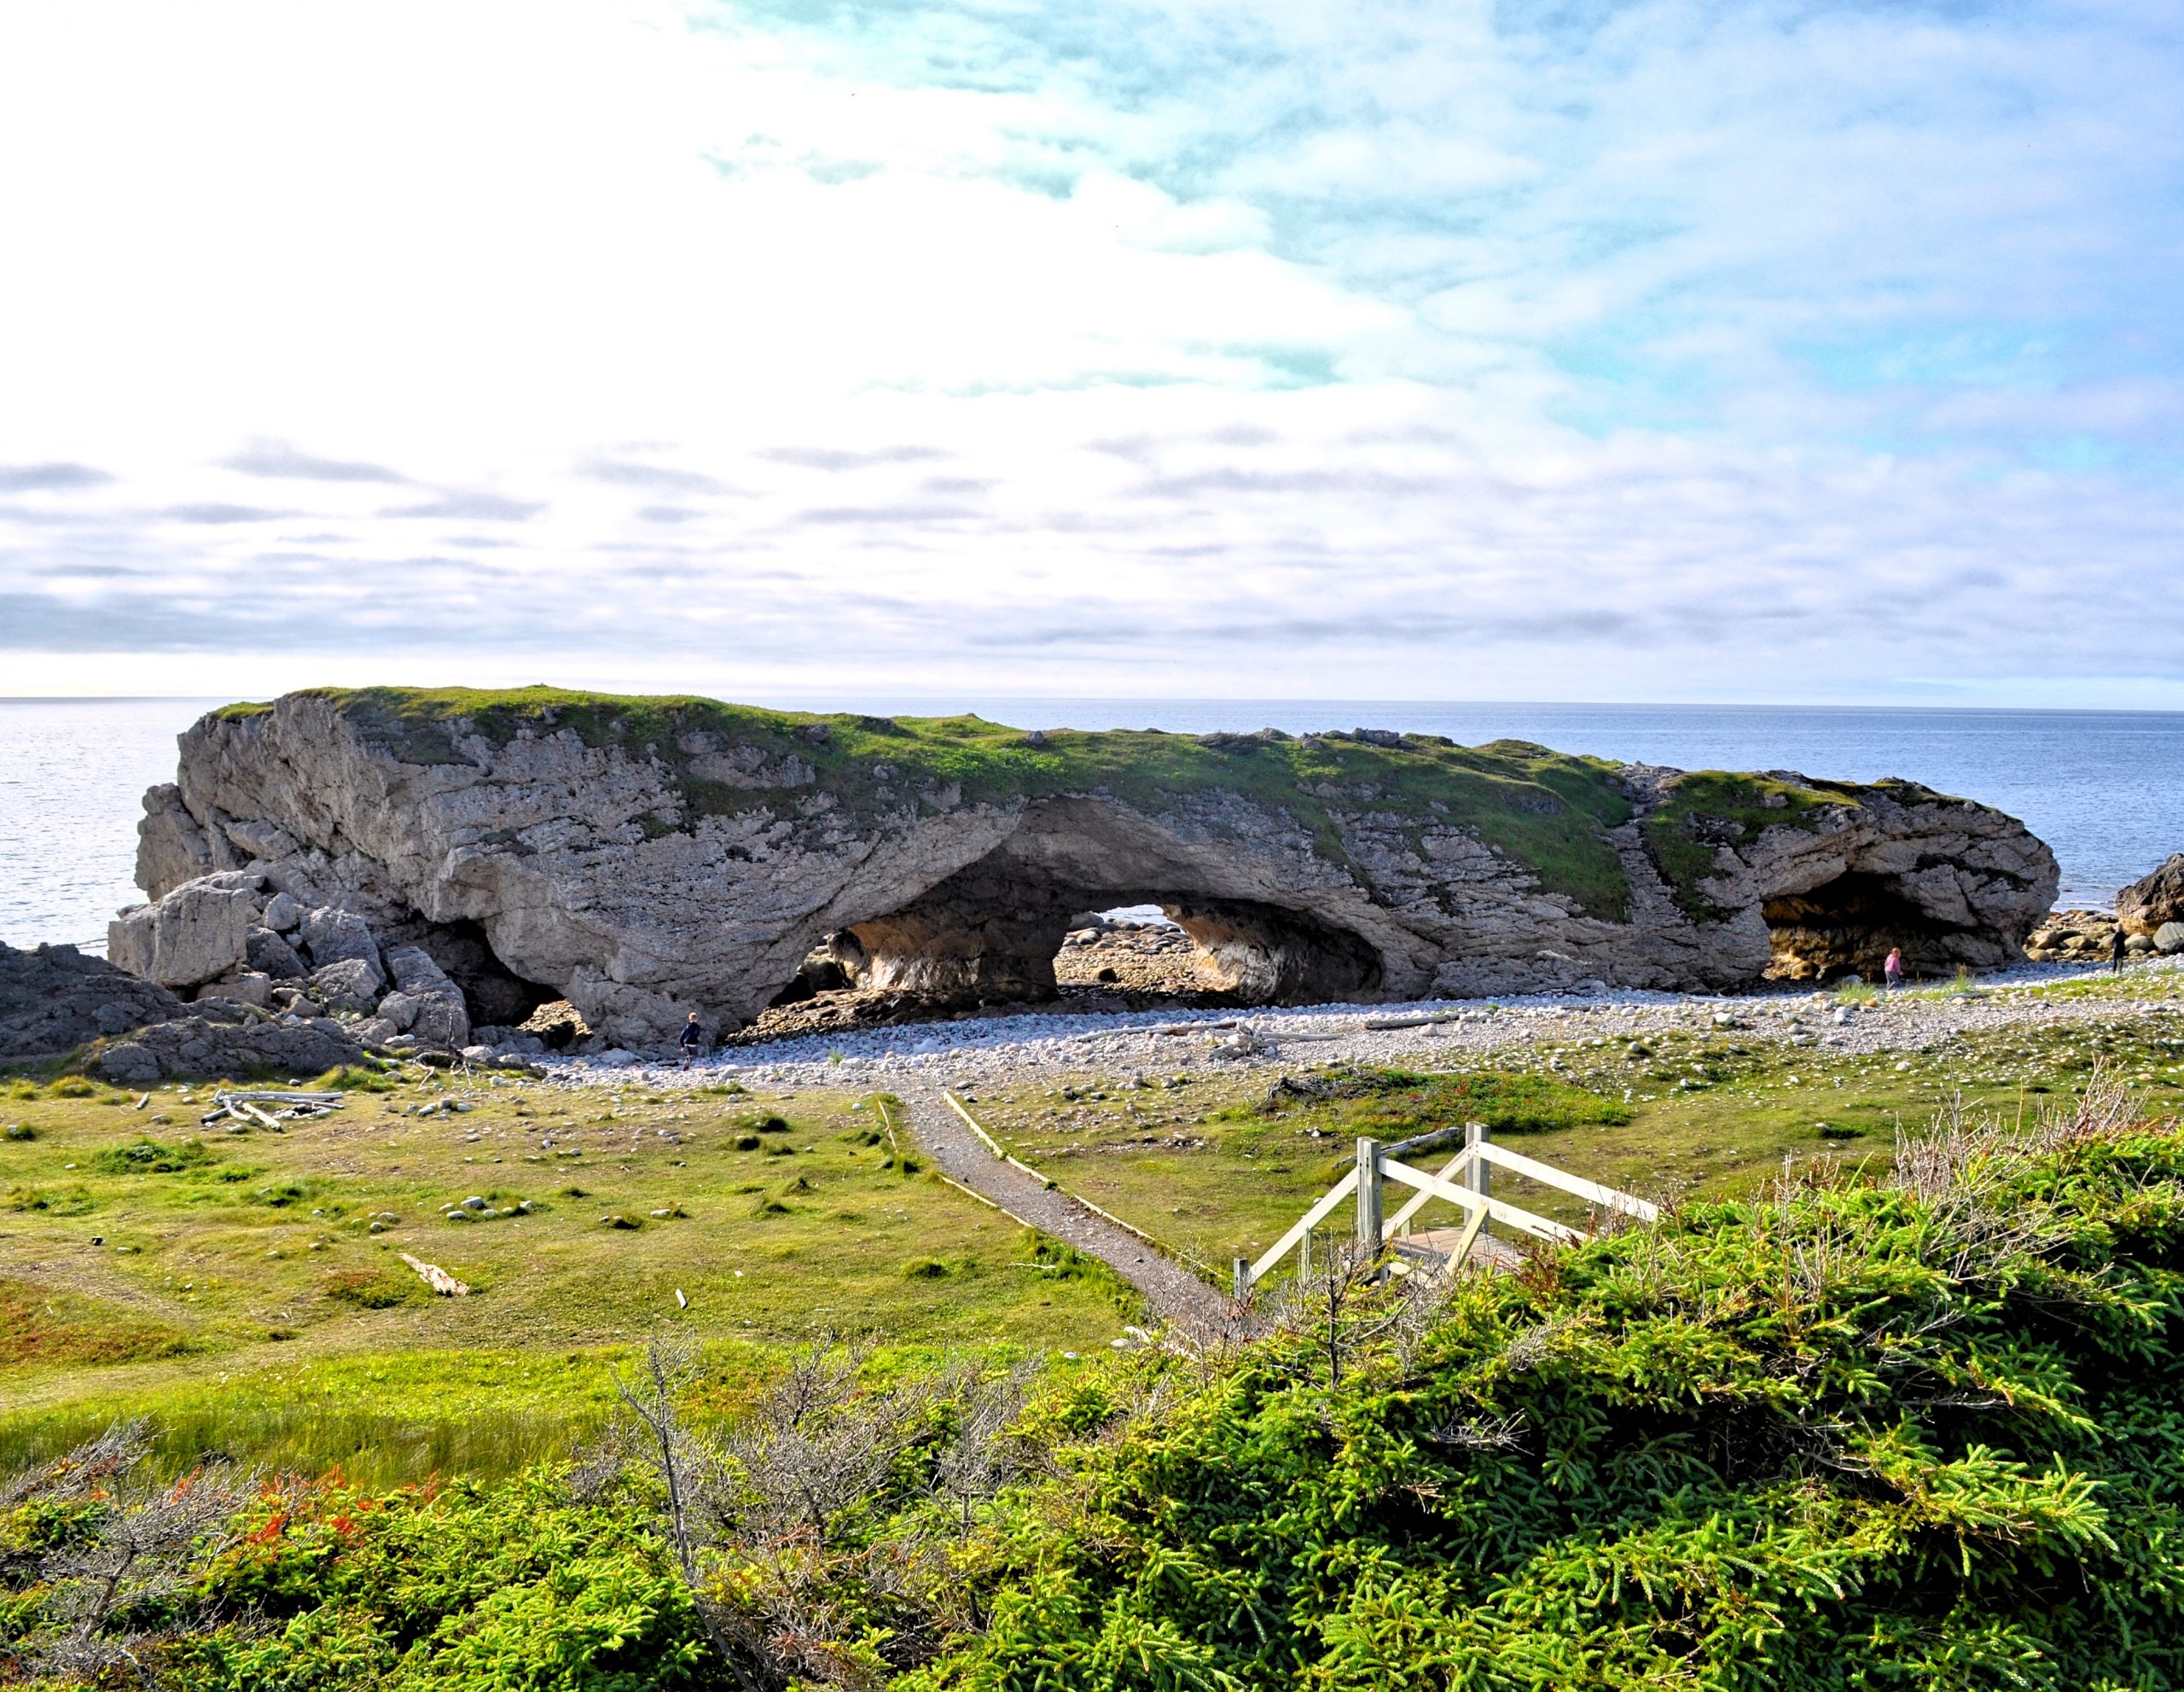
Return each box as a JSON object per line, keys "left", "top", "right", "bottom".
{"left": 7, "top": 692, "right": 2184, "bottom": 719}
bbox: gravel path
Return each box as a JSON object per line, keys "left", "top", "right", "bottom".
{"left": 891, "top": 1081, "right": 1237, "bottom": 1342}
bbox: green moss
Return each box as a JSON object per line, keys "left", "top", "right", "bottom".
{"left": 92, "top": 1137, "right": 212, "bottom": 1176}
{"left": 244, "top": 687, "right": 1646, "bottom": 918}
{"left": 1644, "top": 769, "right": 1859, "bottom": 919}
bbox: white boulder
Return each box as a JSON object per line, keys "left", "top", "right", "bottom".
{"left": 107, "top": 874, "right": 264, "bottom": 987}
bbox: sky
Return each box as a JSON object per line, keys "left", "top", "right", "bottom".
{"left": 0, "top": 0, "right": 2179, "bottom": 706}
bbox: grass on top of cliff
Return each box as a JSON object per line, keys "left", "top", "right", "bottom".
{"left": 1643, "top": 768, "right": 1865, "bottom": 919}
{"left": 214, "top": 686, "right": 1843, "bottom": 922}
{"left": 0, "top": 1068, "right": 1135, "bottom": 1486}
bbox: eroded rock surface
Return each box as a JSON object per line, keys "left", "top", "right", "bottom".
{"left": 2119, "top": 855, "right": 2184, "bottom": 936}
{"left": 0, "top": 942, "right": 187, "bottom": 1061}
{"left": 122, "top": 689, "right": 2060, "bottom": 1045}
{"left": 89, "top": 1014, "right": 363, "bottom": 1084}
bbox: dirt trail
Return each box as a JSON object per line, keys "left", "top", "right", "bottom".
{"left": 890, "top": 1082, "right": 1235, "bottom": 1343}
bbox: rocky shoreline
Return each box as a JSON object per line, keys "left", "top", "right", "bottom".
{"left": 19, "top": 689, "right": 2184, "bottom": 1090}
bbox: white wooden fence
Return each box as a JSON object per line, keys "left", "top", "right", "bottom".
{"left": 1233, "top": 1122, "right": 1657, "bottom": 1299}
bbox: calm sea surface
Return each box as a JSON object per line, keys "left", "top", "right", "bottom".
{"left": 3, "top": 697, "right": 2178, "bottom": 951}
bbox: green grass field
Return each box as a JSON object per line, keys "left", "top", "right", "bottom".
{"left": 0, "top": 1068, "right": 1134, "bottom": 1485}
{"left": 13, "top": 970, "right": 2183, "bottom": 1489}
{"left": 967, "top": 997, "right": 2184, "bottom": 1276}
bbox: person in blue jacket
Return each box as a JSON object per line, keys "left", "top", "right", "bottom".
{"left": 678, "top": 1011, "right": 704, "bottom": 1066}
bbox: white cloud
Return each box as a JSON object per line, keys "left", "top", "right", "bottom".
{"left": 0, "top": 0, "right": 2178, "bottom": 704}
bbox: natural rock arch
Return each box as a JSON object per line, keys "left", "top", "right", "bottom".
{"left": 822, "top": 798, "right": 1388, "bottom": 1006}
{"left": 117, "top": 690, "right": 2060, "bottom": 1045}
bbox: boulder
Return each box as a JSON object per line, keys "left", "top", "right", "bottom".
{"left": 0, "top": 941, "right": 188, "bottom": 1061}
{"left": 94, "top": 1042, "right": 161, "bottom": 1085}
{"left": 381, "top": 945, "right": 471, "bottom": 1048}
{"left": 2157, "top": 922, "right": 2184, "bottom": 956}
{"left": 244, "top": 925, "right": 307, "bottom": 980}
{"left": 261, "top": 891, "right": 306, "bottom": 933}
{"left": 86, "top": 1014, "right": 363, "bottom": 1082}
{"left": 2118, "top": 855, "right": 2184, "bottom": 936}
{"left": 198, "top": 971, "right": 275, "bottom": 1007}
{"left": 107, "top": 873, "right": 264, "bottom": 987}
{"left": 385, "top": 944, "right": 450, "bottom": 992}
{"left": 374, "top": 990, "right": 422, "bottom": 1032}
{"left": 131, "top": 689, "right": 2065, "bottom": 1042}
{"left": 299, "top": 906, "right": 380, "bottom": 972}
{"left": 311, "top": 956, "right": 385, "bottom": 1012}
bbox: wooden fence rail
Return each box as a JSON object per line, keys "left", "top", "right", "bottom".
{"left": 1232, "top": 1123, "right": 1657, "bottom": 1300}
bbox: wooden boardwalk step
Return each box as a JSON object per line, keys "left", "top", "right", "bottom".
{"left": 1392, "top": 1226, "right": 1524, "bottom": 1272}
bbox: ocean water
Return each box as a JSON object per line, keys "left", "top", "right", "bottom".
{"left": 0, "top": 698, "right": 226, "bottom": 951}
{"left": 3, "top": 697, "right": 2178, "bottom": 951}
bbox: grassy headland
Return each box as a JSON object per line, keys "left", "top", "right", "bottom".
{"left": 206, "top": 686, "right": 1875, "bottom": 921}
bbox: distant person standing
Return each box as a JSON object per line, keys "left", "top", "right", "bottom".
{"left": 1883, "top": 947, "right": 1902, "bottom": 991}
{"left": 2111, "top": 926, "right": 2129, "bottom": 974}
{"left": 678, "top": 1011, "right": 704, "bottom": 1066}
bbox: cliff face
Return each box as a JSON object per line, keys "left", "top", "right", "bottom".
{"left": 125, "top": 688, "right": 2059, "bottom": 1044}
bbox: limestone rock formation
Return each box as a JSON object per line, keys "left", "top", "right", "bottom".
{"left": 2118, "top": 855, "right": 2184, "bottom": 936}
{"left": 123, "top": 689, "right": 2062, "bottom": 1045}
{"left": 0, "top": 942, "right": 187, "bottom": 1061}
{"left": 107, "top": 872, "right": 263, "bottom": 987}
{"left": 108, "top": 871, "right": 480, "bottom": 1055}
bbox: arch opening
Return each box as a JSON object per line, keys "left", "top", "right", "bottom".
{"left": 1762, "top": 871, "right": 1962, "bottom": 983}
{"left": 746, "top": 847, "right": 1385, "bottom": 1038}
{"left": 380, "top": 915, "right": 563, "bottom": 1038}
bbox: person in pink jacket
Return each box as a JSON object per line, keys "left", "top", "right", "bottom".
{"left": 1883, "top": 947, "right": 1902, "bottom": 991}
